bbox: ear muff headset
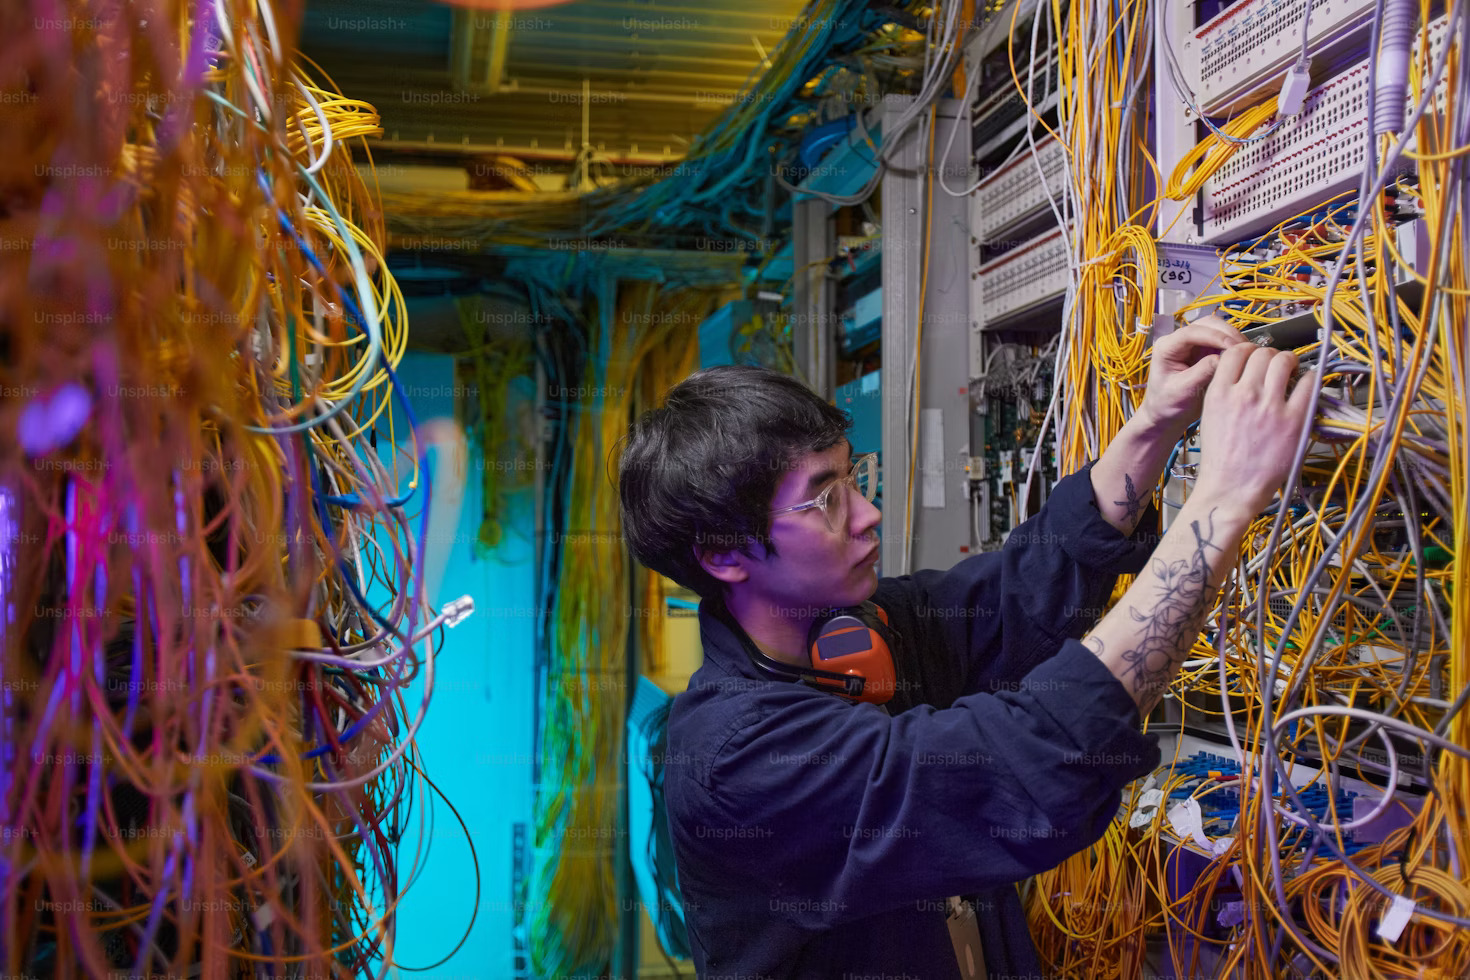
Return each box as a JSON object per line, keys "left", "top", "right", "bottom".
{"left": 805, "top": 601, "right": 899, "bottom": 705}
{"left": 728, "top": 601, "right": 901, "bottom": 705}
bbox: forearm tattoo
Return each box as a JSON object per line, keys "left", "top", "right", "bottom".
{"left": 1113, "top": 473, "right": 1148, "bottom": 531}
{"left": 1117, "top": 509, "right": 1220, "bottom": 713}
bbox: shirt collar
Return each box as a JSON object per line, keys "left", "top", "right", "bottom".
{"left": 695, "top": 599, "right": 769, "bottom": 682}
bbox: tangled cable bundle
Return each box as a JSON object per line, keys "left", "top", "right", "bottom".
{"left": 523, "top": 282, "right": 712, "bottom": 977}
{"left": 1002, "top": 0, "right": 1470, "bottom": 973}
{"left": 0, "top": 1, "right": 463, "bottom": 976}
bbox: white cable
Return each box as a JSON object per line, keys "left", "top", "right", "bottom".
{"left": 289, "top": 612, "right": 450, "bottom": 668}
{"left": 295, "top": 76, "right": 335, "bottom": 175}
{"left": 1271, "top": 716, "right": 1405, "bottom": 834}
{"left": 254, "top": 0, "right": 284, "bottom": 66}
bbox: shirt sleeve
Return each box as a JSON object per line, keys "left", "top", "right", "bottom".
{"left": 893, "top": 461, "right": 1161, "bottom": 693}
{"left": 685, "top": 639, "right": 1160, "bottom": 928}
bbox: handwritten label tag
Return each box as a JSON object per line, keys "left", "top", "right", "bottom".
{"left": 1129, "top": 788, "right": 1165, "bottom": 828}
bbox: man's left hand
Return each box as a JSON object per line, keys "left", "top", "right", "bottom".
{"left": 1137, "top": 315, "right": 1249, "bottom": 440}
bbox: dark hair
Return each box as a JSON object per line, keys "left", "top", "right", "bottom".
{"left": 618, "top": 365, "right": 852, "bottom": 603}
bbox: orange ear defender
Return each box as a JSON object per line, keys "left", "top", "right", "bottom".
{"left": 806, "top": 601, "right": 899, "bottom": 705}
{"left": 722, "top": 600, "right": 902, "bottom": 703}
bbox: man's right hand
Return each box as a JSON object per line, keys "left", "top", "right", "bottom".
{"left": 1194, "top": 343, "right": 1317, "bottom": 519}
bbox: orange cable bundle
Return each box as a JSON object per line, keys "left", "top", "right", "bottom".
{"left": 0, "top": 1, "right": 434, "bottom": 977}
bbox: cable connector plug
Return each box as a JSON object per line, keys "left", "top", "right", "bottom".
{"left": 443, "top": 594, "right": 475, "bottom": 628}
{"left": 1277, "top": 64, "right": 1312, "bottom": 117}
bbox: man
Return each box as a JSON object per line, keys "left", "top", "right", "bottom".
{"left": 617, "top": 318, "right": 1313, "bottom": 979}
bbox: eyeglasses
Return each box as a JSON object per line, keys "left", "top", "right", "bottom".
{"left": 769, "top": 453, "right": 879, "bottom": 532}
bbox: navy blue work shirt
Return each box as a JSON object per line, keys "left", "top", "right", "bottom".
{"left": 663, "top": 462, "right": 1166, "bottom": 979}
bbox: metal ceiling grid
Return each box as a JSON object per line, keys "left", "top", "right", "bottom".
{"left": 301, "top": 0, "right": 811, "bottom": 164}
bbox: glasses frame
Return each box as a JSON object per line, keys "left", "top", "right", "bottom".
{"left": 768, "top": 452, "right": 879, "bottom": 532}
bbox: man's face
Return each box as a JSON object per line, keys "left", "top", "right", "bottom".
{"left": 748, "top": 440, "right": 882, "bottom": 613}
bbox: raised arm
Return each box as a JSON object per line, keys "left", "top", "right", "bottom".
{"left": 1083, "top": 340, "right": 1316, "bottom": 715}
{"left": 903, "top": 318, "right": 1266, "bottom": 695}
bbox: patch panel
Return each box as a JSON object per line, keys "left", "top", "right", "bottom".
{"left": 1412, "top": 13, "right": 1455, "bottom": 117}
{"left": 1263, "top": 587, "right": 1426, "bottom": 654}
{"left": 972, "top": 226, "right": 1071, "bottom": 328}
{"left": 1184, "top": 0, "right": 1378, "bottom": 116}
{"left": 1200, "top": 18, "right": 1449, "bottom": 244}
{"left": 1142, "top": 737, "right": 1428, "bottom": 854}
{"left": 962, "top": 0, "right": 1047, "bottom": 64}
{"left": 1160, "top": 755, "right": 1372, "bottom": 856}
{"left": 1200, "top": 63, "right": 1371, "bottom": 243}
{"left": 971, "top": 136, "right": 1067, "bottom": 242}
{"left": 970, "top": 59, "right": 1061, "bottom": 165}
{"left": 964, "top": 1, "right": 1064, "bottom": 169}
